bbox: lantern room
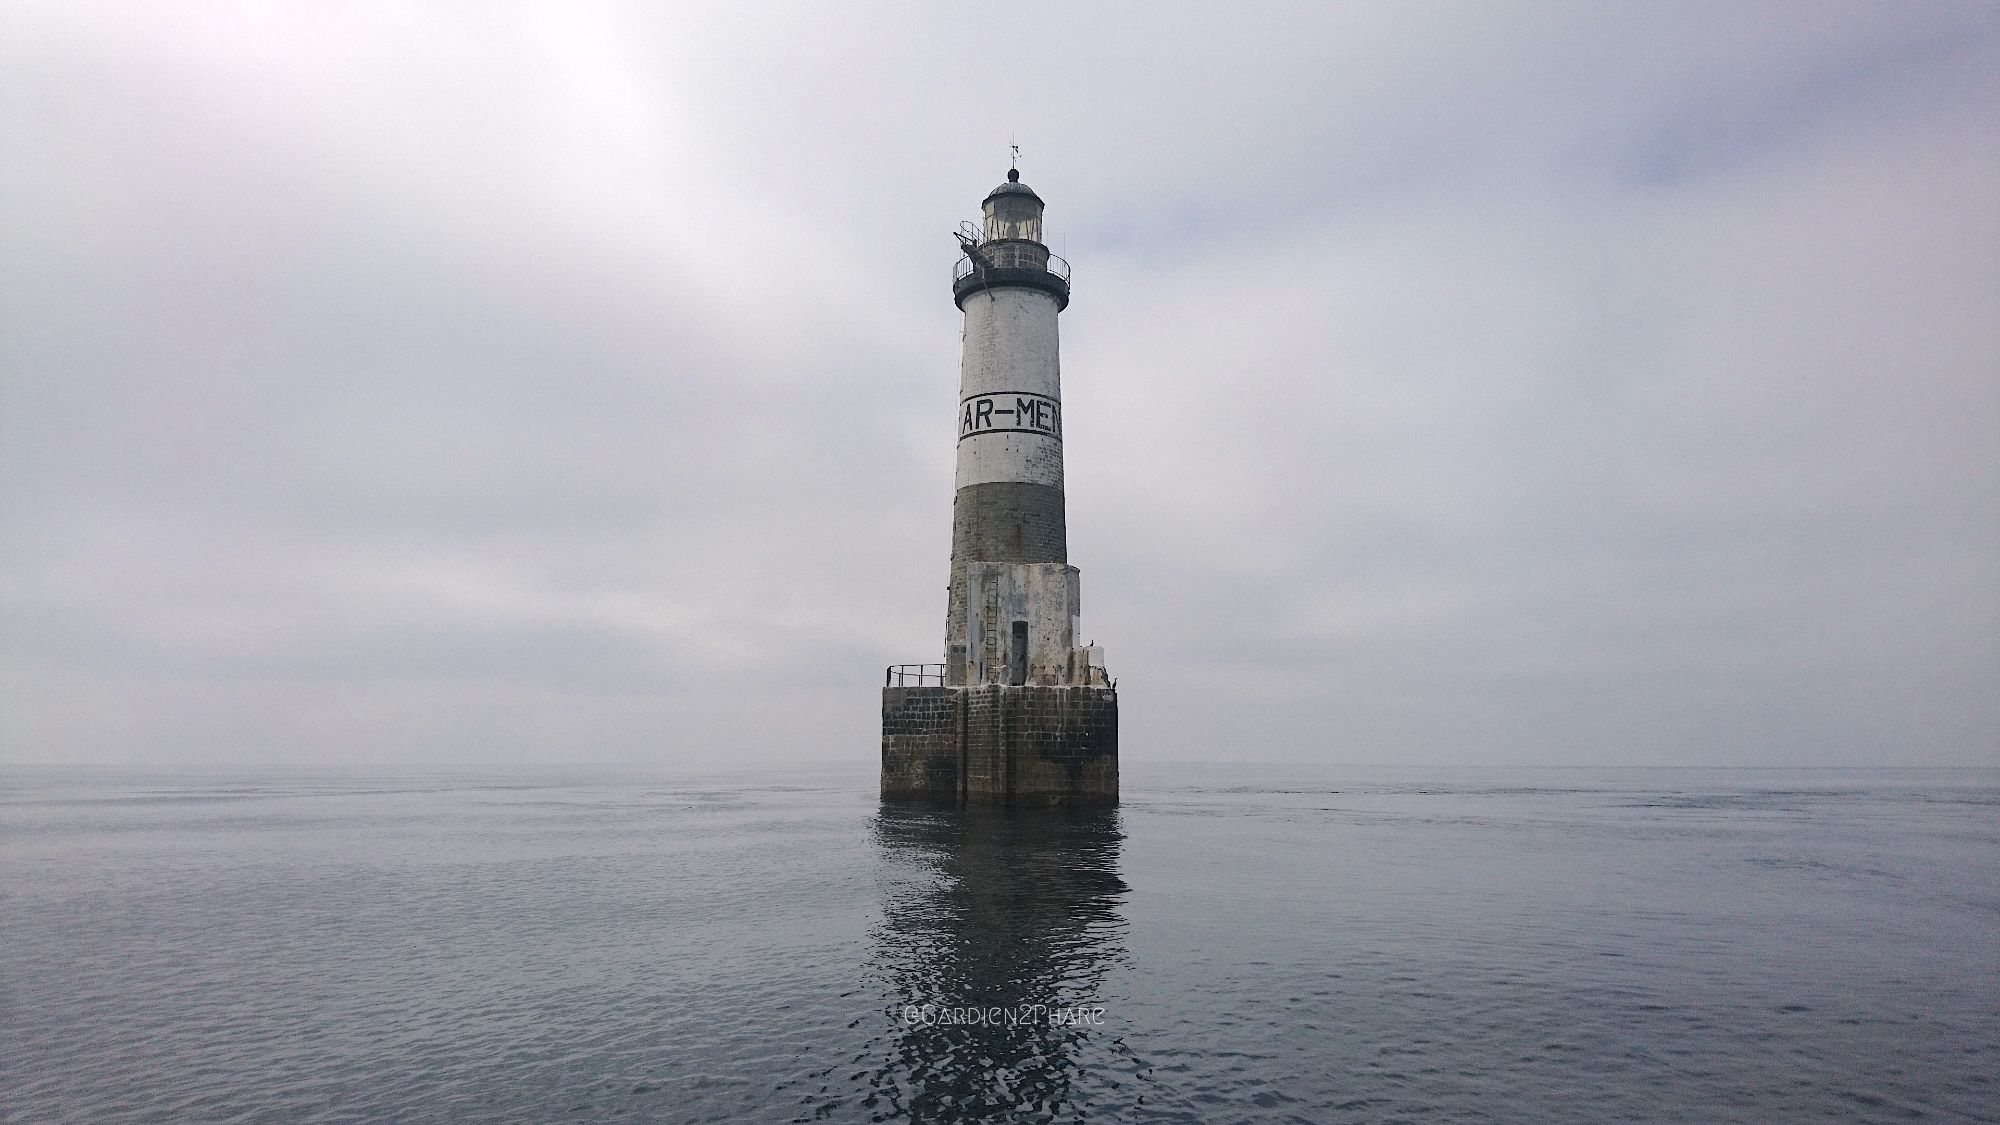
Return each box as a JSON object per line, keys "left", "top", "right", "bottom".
{"left": 981, "top": 169, "right": 1045, "bottom": 244}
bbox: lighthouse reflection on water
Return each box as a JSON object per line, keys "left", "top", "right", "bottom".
{"left": 864, "top": 805, "right": 1133, "bottom": 1118}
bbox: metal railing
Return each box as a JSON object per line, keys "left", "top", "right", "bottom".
{"left": 885, "top": 663, "right": 947, "bottom": 687}
{"left": 954, "top": 248, "right": 1071, "bottom": 284}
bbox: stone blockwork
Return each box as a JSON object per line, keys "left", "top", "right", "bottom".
{"left": 881, "top": 687, "right": 962, "bottom": 802}
{"left": 881, "top": 685, "right": 1117, "bottom": 808}
{"left": 964, "top": 686, "right": 1118, "bottom": 807}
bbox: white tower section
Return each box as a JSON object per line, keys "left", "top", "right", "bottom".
{"left": 954, "top": 289, "right": 1064, "bottom": 492}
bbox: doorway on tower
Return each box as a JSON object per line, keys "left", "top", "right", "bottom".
{"left": 952, "top": 561, "right": 1084, "bottom": 687}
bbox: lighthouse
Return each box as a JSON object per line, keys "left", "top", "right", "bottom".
{"left": 881, "top": 168, "right": 1118, "bottom": 807}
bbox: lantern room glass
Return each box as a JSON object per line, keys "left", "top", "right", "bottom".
{"left": 984, "top": 193, "right": 1043, "bottom": 244}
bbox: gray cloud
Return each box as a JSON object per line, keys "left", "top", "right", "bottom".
{"left": 3, "top": 2, "right": 1995, "bottom": 767}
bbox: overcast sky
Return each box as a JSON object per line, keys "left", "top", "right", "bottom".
{"left": 3, "top": 2, "right": 1996, "bottom": 769}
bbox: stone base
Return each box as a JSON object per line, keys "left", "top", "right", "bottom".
{"left": 882, "top": 685, "right": 1118, "bottom": 807}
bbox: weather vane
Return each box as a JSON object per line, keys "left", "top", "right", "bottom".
{"left": 1010, "top": 139, "right": 1020, "bottom": 171}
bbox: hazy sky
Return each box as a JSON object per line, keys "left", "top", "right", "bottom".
{"left": 4, "top": 2, "right": 1996, "bottom": 768}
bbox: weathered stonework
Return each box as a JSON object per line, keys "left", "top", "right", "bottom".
{"left": 881, "top": 687, "right": 962, "bottom": 802}
{"left": 943, "top": 482, "right": 1069, "bottom": 659}
{"left": 881, "top": 685, "right": 1118, "bottom": 807}
{"left": 963, "top": 685, "right": 1118, "bottom": 806}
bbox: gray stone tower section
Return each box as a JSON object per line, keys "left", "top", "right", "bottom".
{"left": 882, "top": 170, "right": 1118, "bottom": 808}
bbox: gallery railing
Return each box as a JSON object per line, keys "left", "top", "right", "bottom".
{"left": 953, "top": 248, "right": 1071, "bottom": 284}
{"left": 885, "top": 664, "right": 948, "bottom": 687}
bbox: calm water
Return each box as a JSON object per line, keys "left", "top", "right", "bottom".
{"left": 2, "top": 763, "right": 1995, "bottom": 1122}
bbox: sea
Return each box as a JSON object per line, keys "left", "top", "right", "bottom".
{"left": 2, "top": 762, "right": 1995, "bottom": 1123}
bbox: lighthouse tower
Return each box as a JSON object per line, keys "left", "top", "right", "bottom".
{"left": 881, "top": 169, "right": 1118, "bottom": 807}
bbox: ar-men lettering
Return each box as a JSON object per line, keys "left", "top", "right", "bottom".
{"left": 959, "top": 392, "right": 1062, "bottom": 441}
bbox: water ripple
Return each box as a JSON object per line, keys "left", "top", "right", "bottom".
{"left": 2, "top": 765, "right": 1995, "bottom": 1121}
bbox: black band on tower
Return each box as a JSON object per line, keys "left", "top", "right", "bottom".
{"left": 950, "top": 481, "right": 1069, "bottom": 563}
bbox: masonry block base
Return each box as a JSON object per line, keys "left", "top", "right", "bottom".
{"left": 882, "top": 685, "right": 1118, "bottom": 807}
